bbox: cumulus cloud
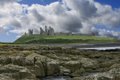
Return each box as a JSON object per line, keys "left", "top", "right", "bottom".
{"left": 63, "top": 0, "right": 97, "bottom": 18}
{"left": 97, "top": 29, "right": 120, "bottom": 39}
{"left": 93, "top": 2, "right": 120, "bottom": 28}
{"left": 0, "top": 0, "right": 120, "bottom": 38}
{"left": 0, "top": 0, "right": 18, "bottom": 5}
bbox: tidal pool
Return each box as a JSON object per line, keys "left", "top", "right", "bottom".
{"left": 42, "top": 76, "right": 71, "bottom": 80}
{"left": 79, "top": 46, "right": 120, "bottom": 50}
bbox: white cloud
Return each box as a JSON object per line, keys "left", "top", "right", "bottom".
{"left": 63, "top": 0, "right": 97, "bottom": 18}
{"left": 98, "top": 29, "right": 120, "bottom": 38}
{"left": 0, "top": 0, "right": 18, "bottom": 6}
{"left": 93, "top": 2, "right": 120, "bottom": 28}
{"left": 0, "top": 0, "right": 120, "bottom": 38}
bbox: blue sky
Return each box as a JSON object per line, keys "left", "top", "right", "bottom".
{"left": 19, "top": 0, "right": 120, "bottom": 8}
{"left": 96, "top": 0, "right": 120, "bottom": 9}
{"left": 0, "top": 0, "right": 120, "bottom": 42}
{"left": 19, "top": 0, "right": 60, "bottom": 5}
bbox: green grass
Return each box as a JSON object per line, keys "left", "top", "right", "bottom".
{"left": 14, "top": 34, "right": 118, "bottom": 44}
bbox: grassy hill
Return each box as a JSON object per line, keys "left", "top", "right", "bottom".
{"left": 14, "top": 34, "right": 118, "bottom": 44}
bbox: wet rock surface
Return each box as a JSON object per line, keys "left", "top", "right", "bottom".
{"left": 0, "top": 44, "right": 119, "bottom": 80}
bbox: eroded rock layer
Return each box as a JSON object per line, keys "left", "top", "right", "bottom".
{"left": 0, "top": 44, "right": 119, "bottom": 80}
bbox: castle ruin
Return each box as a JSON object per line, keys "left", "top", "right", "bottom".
{"left": 28, "top": 29, "right": 33, "bottom": 35}
{"left": 26, "top": 26, "right": 95, "bottom": 36}
{"left": 27, "top": 26, "right": 55, "bottom": 36}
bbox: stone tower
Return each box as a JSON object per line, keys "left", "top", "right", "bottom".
{"left": 40, "top": 27, "right": 44, "bottom": 35}
{"left": 48, "top": 26, "right": 54, "bottom": 35}
{"left": 45, "top": 25, "right": 48, "bottom": 34}
{"left": 28, "top": 29, "right": 33, "bottom": 35}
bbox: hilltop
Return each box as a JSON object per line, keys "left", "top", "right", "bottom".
{"left": 15, "top": 34, "right": 117, "bottom": 44}
{"left": 15, "top": 26, "right": 118, "bottom": 44}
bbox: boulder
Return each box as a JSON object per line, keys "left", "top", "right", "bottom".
{"left": 25, "top": 53, "right": 48, "bottom": 65}
{"left": 0, "top": 56, "right": 12, "bottom": 64}
{"left": 97, "top": 76, "right": 111, "bottom": 80}
{"left": 30, "top": 64, "right": 45, "bottom": 78}
{"left": 0, "top": 64, "right": 36, "bottom": 80}
{"left": 109, "top": 68, "right": 120, "bottom": 75}
{"left": 73, "top": 77, "right": 83, "bottom": 80}
{"left": 109, "top": 67, "right": 120, "bottom": 80}
{"left": 64, "top": 61, "right": 82, "bottom": 71}
{"left": 80, "top": 58, "right": 98, "bottom": 68}
{"left": 60, "top": 66, "right": 71, "bottom": 76}
{"left": 112, "top": 75, "right": 120, "bottom": 80}
{"left": 19, "top": 68, "right": 36, "bottom": 79}
{"left": 0, "top": 74, "right": 15, "bottom": 80}
{"left": 46, "top": 60, "right": 60, "bottom": 76}
{"left": 11, "top": 56, "right": 26, "bottom": 66}
{"left": 26, "top": 53, "right": 60, "bottom": 77}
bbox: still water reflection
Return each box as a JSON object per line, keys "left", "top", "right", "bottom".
{"left": 42, "top": 76, "right": 71, "bottom": 80}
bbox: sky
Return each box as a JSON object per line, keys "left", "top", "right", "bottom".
{"left": 0, "top": 0, "right": 120, "bottom": 42}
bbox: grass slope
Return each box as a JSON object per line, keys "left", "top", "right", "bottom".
{"left": 15, "top": 34, "right": 118, "bottom": 44}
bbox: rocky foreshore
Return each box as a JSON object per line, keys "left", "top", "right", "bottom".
{"left": 0, "top": 44, "right": 120, "bottom": 80}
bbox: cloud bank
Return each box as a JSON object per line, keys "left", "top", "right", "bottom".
{"left": 0, "top": 0, "right": 120, "bottom": 38}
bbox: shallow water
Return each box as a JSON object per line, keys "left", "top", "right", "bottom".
{"left": 79, "top": 46, "right": 120, "bottom": 50}
{"left": 42, "top": 76, "right": 71, "bottom": 80}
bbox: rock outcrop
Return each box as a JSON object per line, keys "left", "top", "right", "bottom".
{"left": 0, "top": 64, "right": 36, "bottom": 80}
{"left": 0, "top": 45, "right": 119, "bottom": 80}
